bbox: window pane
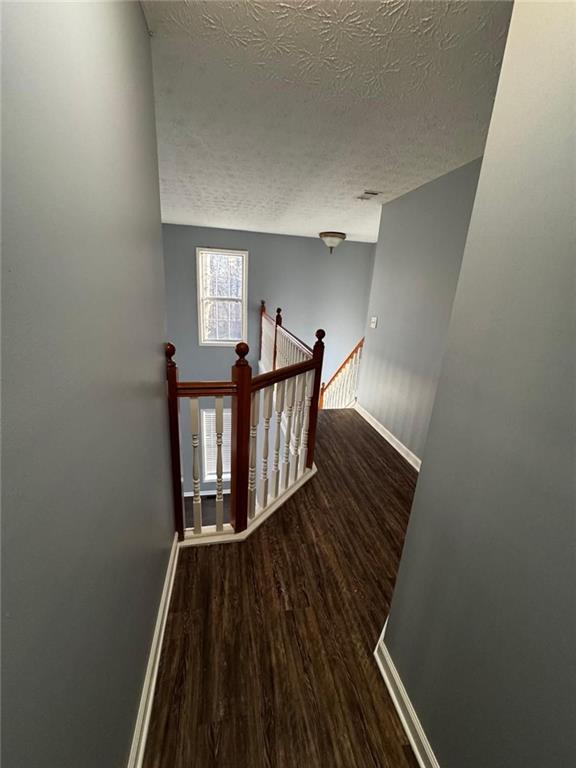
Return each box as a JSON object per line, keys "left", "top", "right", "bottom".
{"left": 206, "top": 254, "right": 218, "bottom": 296}
{"left": 215, "top": 253, "right": 229, "bottom": 298}
{"left": 216, "top": 301, "right": 230, "bottom": 340}
{"left": 229, "top": 256, "right": 242, "bottom": 298}
{"left": 203, "top": 300, "right": 217, "bottom": 341}
{"left": 202, "top": 251, "right": 244, "bottom": 299}
{"left": 202, "top": 300, "right": 242, "bottom": 342}
{"left": 229, "top": 301, "right": 242, "bottom": 340}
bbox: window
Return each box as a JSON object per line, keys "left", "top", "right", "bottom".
{"left": 196, "top": 248, "right": 248, "bottom": 346}
{"left": 201, "top": 408, "right": 232, "bottom": 483}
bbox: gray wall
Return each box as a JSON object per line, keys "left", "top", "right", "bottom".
{"left": 357, "top": 159, "right": 481, "bottom": 459}
{"left": 163, "top": 224, "right": 375, "bottom": 382}
{"left": 385, "top": 3, "right": 575, "bottom": 767}
{"left": 2, "top": 4, "right": 173, "bottom": 768}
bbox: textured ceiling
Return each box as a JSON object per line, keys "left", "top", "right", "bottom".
{"left": 143, "top": 0, "right": 511, "bottom": 242}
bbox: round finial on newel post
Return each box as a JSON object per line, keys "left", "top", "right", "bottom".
{"left": 313, "top": 329, "right": 325, "bottom": 362}
{"left": 275, "top": 307, "right": 283, "bottom": 326}
{"left": 235, "top": 342, "right": 250, "bottom": 365}
{"left": 260, "top": 300, "right": 266, "bottom": 314}
{"left": 165, "top": 342, "right": 176, "bottom": 366}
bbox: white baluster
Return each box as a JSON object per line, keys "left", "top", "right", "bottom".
{"left": 276, "top": 332, "right": 280, "bottom": 369}
{"left": 348, "top": 354, "right": 355, "bottom": 404}
{"left": 344, "top": 363, "right": 352, "bottom": 406}
{"left": 215, "top": 395, "right": 224, "bottom": 531}
{"left": 248, "top": 389, "right": 260, "bottom": 519}
{"left": 271, "top": 380, "right": 285, "bottom": 498}
{"left": 260, "top": 385, "right": 273, "bottom": 508}
{"left": 262, "top": 321, "right": 269, "bottom": 368}
{"left": 282, "top": 376, "right": 296, "bottom": 490}
{"left": 300, "top": 369, "right": 315, "bottom": 473}
{"left": 352, "top": 349, "right": 361, "bottom": 402}
{"left": 189, "top": 398, "right": 202, "bottom": 534}
{"left": 290, "top": 374, "right": 306, "bottom": 481}
{"left": 269, "top": 323, "right": 274, "bottom": 369}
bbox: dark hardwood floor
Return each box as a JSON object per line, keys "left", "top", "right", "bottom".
{"left": 144, "top": 409, "right": 419, "bottom": 768}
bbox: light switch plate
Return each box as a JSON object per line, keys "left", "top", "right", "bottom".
{"left": 370, "top": 316, "right": 378, "bottom": 329}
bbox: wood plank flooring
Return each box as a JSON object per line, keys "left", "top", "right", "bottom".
{"left": 144, "top": 409, "right": 419, "bottom": 768}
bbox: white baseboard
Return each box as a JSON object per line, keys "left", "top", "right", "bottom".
{"left": 354, "top": 403, "right": 421, "bottom": 471}
{"left": 127, "top": 534, "right": 179, "bottom": 768}
{"left": 374, "top": 622, "right": 440, "bottom": 768}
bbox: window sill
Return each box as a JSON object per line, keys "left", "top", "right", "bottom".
{"left": 198, "top": 340, "right": 246, "bottom": 348}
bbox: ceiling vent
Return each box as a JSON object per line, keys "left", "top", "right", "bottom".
{"left": 357, "top": 190, "right": 382, "bottom": 201}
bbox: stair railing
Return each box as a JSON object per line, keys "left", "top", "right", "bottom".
{"left": 320, "top": 337, "right": 364, "bottom": 409}
{"left": 166, "top": 326, "right": 325, "bottom": 543}
{"left": 259, "top": 301, "right": 313, "bottom": 373}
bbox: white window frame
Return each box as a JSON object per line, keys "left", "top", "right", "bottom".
{"left": 196, "top": 247, "right": 248, "bottom": 347}
{"left": 201, "top": 407, "right": 232, "bottom": 483}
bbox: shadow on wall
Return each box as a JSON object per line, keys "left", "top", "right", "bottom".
{"left": 357, "top": 158, "right": 483, "bottom": 460}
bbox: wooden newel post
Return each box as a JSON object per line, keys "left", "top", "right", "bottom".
{"left": 259, "top": 300, "right": 266, "bottom": 360}
{"left": 273, "top": 307, "right": 282, "bottom": 370}
{"left": 231, "top": 342, "right": 251, "bottom": 533}
{"left": 306, "top": 329, "right": 325, "bottom": 469}
{"left": 165, "top": 342, "right": 185, "bottom": 541}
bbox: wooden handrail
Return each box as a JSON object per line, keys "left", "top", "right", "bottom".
{"left": 176, "top": 381, "right": 237, "bottom": 397}
{"left": 251, "top": 358, "right": 317, "bottom": 392}
{"left": 323, "top": 337, "right": 365, "bottom": 392}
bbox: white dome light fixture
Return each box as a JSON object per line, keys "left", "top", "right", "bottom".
{"left": 319, "top": 231, "right": 346, "bottom": 254}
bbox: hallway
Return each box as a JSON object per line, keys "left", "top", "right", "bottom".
{"left": 144, "top": 410, "right": 418, "bottom": 768}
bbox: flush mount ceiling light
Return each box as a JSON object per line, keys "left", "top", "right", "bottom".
{"left": 319, "top": 231, "right": 346, "bottom": 254}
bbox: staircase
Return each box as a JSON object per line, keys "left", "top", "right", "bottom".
{"left": 166, "top": 303, "right": 325, "bottom": 545}
{"left": 321, "top": 337, "right": 364, "bottom": 409}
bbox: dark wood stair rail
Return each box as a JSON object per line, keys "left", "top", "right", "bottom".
{"left": 320, "top": 337, "right": 365, "bottom": 408}
{"left": 165, "top": 330, "right": 325, "bottom": 541}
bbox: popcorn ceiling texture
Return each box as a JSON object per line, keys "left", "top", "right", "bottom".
{"left": 143, "top": 0, "right": 512, "bottom": 242}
